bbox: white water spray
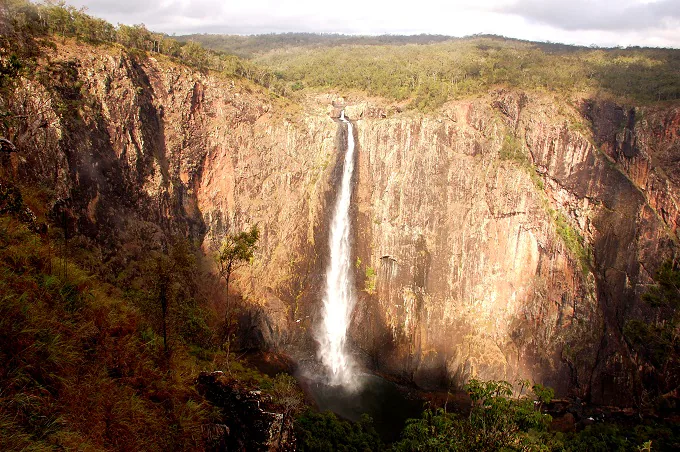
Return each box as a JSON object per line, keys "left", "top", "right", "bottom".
{"left": 317, "top": 111, "right": 357, "bottom": 388}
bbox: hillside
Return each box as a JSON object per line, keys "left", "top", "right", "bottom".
{"left": 182, "top": 33, "right": 680, "bottom": 109}
{"left": 176, "top": 32, "right": 454, "bottom": 58}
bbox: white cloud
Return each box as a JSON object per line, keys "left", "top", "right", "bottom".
{"left": 498, "top": 0, "right": 680, "bottom": 31}
{"left": 66, "top": 0, "right": 680, "bottom": 47}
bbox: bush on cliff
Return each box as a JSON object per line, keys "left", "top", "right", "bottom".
{"left": 393, "top": 379, "right": 553, "bottom": 451}
{"left": 624, "top": 259, "right": 680, "bottom": 409}
{"left": 295, "top": 410, "right": 383, "bottom": 452}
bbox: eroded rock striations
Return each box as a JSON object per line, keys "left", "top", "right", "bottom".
{"left": 7, "top": 41, "right": 680, "bottom": 406}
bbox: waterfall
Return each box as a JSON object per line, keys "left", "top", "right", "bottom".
{"left": 317, "top": 111, "right": 357, "bottom": 388}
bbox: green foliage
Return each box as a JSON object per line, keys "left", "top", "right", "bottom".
{"left": 5, "top": 2, "right": 680, "bottom": 108}
{"left": 272, "top": 373, "right": 303, "bottom": 410}
{"left": 224, "top": 358, "right": 274, "bottom": 389}
{"left": 394, "top": 379, "right": 553, "bottom": 451}
{"left": 177, "top": 32, "right": 453, "bottom": 59}
{"left": 0, "top": 51, "right": 24, "bottom": 126}
{"left": 532, "top": 383, "right": 555, "bottom": 407}
{"left": 500, "top": 133, "right": 529, "bottom": 166}
{"left": 641, "top": 260, "right": 680, "bottom": 309}
{"left": 106, "top": 231, "right": 217, "bottom": 353}
{"left": 365, "top": 266, "right": 377, "bottom": 294}
{"left": 550, "top": 208, "right": 591, "bottom": 275}
{"left": 295, "top": 410, "right": 383, "bottom": 452}
{"left": 215, "top": 225, "right": 260, "bottom": 321}
{"left": 271, "top": 373, "right": 304, "bottom": 446}
{"left": 624, "top": 320, "right": 673, "bottom": 369}
{"left": 216, "top": 225, "right": 260, "bottom": 274}
{"left": 624, "top": 260, "right": 680, "bottom": 399}
{"left": 0, "top": 0, "right": 285, "bottom": 93}
{"left": 7, "top": 2, "right": 680, "bottom": 108}
{"left": 244, "top": 35, "right": 680, "bottom": 109}
{"left": 0, "top": 54, "right": 22, "bottom": 90}
{"left": 550, "top": 421, "right": 680, "bottom": 452}
{"left": 394, "top": 408, "right": 465, "bottom": 451}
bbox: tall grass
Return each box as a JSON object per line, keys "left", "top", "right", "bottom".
{"left": 0, "top": 214, "right": 217, "bottom": 450}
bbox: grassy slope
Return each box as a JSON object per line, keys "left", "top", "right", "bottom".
{"left": 0, "top": 4, "right": 304, "bottom": 446}
{"left": 0, "top": 192, "right": 221, "bottom": 450}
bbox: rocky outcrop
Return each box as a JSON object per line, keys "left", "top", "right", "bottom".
{"left": 348, "top": 98, "right": 598, "bottom": 397}
{"left": 196, "top": 371, "right": 294, "bottom": 451}
{"left": 6, "top": 40, "right": 680, "bottom": 407}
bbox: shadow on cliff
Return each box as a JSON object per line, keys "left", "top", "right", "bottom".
{"left": 38, "top": 50, "right": 208, "bottom": 247}
{"left": 573, "top": 142, "right": 675, "bottom": 406}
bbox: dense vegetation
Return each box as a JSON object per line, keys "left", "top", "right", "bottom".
{"left": 0, "top": 0, "right": 284, "bottom": 93}
{"left": 0, "top": 178, "right": 306, "bottom": 450}
{"left": 0, "top": 183, "right": 219, "bottom": 449}
{"left": 188, "top": 33, "right": 680, "bottom": 110}
{"left": 294, "top": 379, "right": 679, "bottom": 451}
{"left": 178, "top": 32, "right": 455, "bottom": 59}
{"left": 295, "top": 411, "right": 383, "bottom": 451}
{"left": 5, "top": 1, "right": 680, "bottom": 112}
{"left": 257, "top": 38, "right": 680, "bottom": 109}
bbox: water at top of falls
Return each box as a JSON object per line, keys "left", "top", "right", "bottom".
{"left": 317, "top": 110, "right": 358, "bottom": 389}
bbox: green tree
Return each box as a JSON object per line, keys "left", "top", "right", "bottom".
{"left": 624, "top": 260, "right": 680, "bottom": 403}
{"left": 181, "top": 41, "right": 210, "bottom": 71}
{"left": 215, "top": 225, "right": 259, "bottom": 323}
{"left": 394, "top": 379, "right": 553, "bottom": 451}
{"left": 152, "top": 238, "right": 198, "bottom": 353}
{"left": 295, "top": 410, "right": 383, "bottom": 452}
{"left": 271, "top": 373, "right": 304, "bottom": 448}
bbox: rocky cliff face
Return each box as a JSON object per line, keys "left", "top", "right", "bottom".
{"left": 6, "top": 40, "right": 339, "bottom": 348}
{"left": 345, "top": 93, "right": 679, "bottom": 405}
{"left": 7, "top": 40, "right": 680, "bottom": 406}
{"left": 342, "top": 93, "right": 680, "bottom": 405}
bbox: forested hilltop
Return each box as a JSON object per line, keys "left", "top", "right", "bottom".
{"left": 182, "top": 32, "right": 680, "bottom": 110}
{"left": 1, "top": 0, "right": 290, "bottom": 93}
{"left": 6, "top": 0, "right": 678, "bottom": 110}
{"left": 175, "top": 33, "right": 455, "bottom": 58}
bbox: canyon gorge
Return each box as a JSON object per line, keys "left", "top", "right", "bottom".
{"left": 5, "top": 38, "right": 680, "bottom": 412}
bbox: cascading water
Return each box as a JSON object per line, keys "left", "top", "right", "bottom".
{"left": 317, "top": 111, "right": 357, "bottom": 388}
{"left": 304, "top": 111, "right": 423, "bottom": 436}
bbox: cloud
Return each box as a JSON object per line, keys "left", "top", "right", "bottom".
{"left": 498, "top": 0, "right": 680, "bottom": 31}
{"left": 66, "top": 0, "right": 680, "bottom": 47}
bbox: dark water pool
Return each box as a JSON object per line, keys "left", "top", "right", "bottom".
{"left": 243, "top": 352, "right": 431, "bottom": 442}
{"left": 299, "top": 372, "right": 426, "bottom": 443}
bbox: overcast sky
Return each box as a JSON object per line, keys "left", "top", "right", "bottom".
{"left": 66, "top": 0, "right": 680, "bottom": 48}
